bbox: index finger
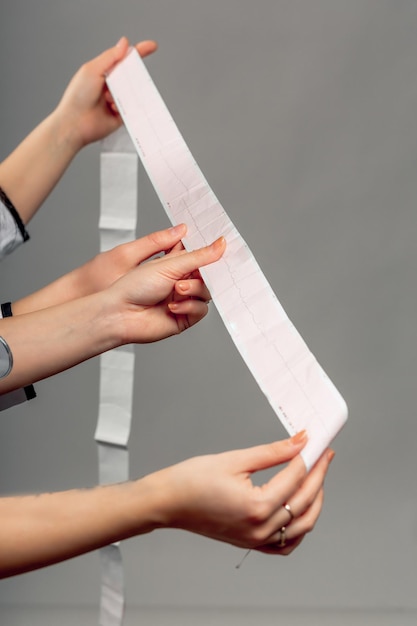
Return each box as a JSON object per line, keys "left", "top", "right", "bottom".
{"left": 135, "top": 40, "right": 158, "bottom": 58}
{"left": 158, "top": 236, "right": 226, "bottom": 280}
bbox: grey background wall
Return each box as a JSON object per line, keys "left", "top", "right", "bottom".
{"left": 1, "top": 0, "right": 416, "bottom": 618}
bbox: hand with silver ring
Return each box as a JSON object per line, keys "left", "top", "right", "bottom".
{"left": 149, "top": 431, "right": 335, "bottom": 560}
{"left": 274, "top": 504, "right": 293, "bottom": 549}
{"left": 255, "top": 448, "right": 335, "bottom": 556}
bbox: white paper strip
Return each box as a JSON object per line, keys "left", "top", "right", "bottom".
{"left": 99, "top": 544, "right": 125, "bottom": 626}
{"left": 97, "top": 442, "right": 130, "bottom": 486}
{"left": 96, "top": 126, "right": 138, "bottom": 626}
{"left": 95, "top": 349, "right": 135, "bottom": 447}
{"left": 106, "top": 49, "right": 348, "bottom": 470}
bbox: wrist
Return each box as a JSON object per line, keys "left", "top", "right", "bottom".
{"left": 48, "top": 106, "right": 84, "bottom": 156}
{"left": 94, "top": 287, "right": 134, "bottom": 350}
{"left": 135, "top": 466, "right": 188, "bottom": 532}
{"left": 83, "top": 291, "right": 126, "bottom": 354}
{"left": 0, "top": 293, "right": 125, "bottom": 395}
{"left": 125, "top": 475, "right": 169, "bottom": 536}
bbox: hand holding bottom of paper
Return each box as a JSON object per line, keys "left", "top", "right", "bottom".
{"left": 0, "top": 433, "right": 334, "bottom": 577}
{"left": 145, "top": 432, "right": 334, "bottom": 555}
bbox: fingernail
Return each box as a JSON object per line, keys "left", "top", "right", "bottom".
{"left": 290, "top": 430, "right": 308, "bottom": 445}
{"left": 328, "top": 450, "right": 336, "bottom": 463}
{"left": 169, "top": 223, "right": 186, "bottom": 235}
{"left": 116, "top": 37, "right": 125, "bottom": 48}
{"left": 178, "top": 281, "right": 189, "bottom": 292}
{"left": 213, "top": 236, "right": 226, "bottom": 250}
{"left": 168, "top": 302, "right": 179, "bottom": 311}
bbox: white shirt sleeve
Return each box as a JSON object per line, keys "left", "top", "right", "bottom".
{"left": 0, "top": 190, "right": 35, "bottom": 408}
{"left": 0, "top": 187, "right": 29, "bottom": 261}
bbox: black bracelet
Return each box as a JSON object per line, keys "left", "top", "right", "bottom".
{"left": 1, "top": 302, "right": 13, "bottom": 318}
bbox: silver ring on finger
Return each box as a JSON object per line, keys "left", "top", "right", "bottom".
{"left": 283, "top": 502, "right": 295, "bottom": 523}
{"left": 278, "top": 526, "right": 287, "bottom": 548}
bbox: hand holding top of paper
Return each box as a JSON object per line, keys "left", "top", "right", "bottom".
{"left": 55, "top": 36, "right": 157, "bottom": 150}
{"left": 0, "top": 38, "right": 157, "bottom": 228}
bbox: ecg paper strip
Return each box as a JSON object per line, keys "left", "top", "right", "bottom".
{"left": 106, "top": 48, "right": 348, "bottom": 470}
{"left": 95, "top": 126, "right": 138, "bottom": 626}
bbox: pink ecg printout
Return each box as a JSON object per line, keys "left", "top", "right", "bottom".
{"left": 106, "top": 48, "right": 348, "bottom": 470}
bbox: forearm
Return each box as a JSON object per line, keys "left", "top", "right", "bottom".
{"left": 0, "top": 437, "right": 329, "bottom": 577}
{"left": 0, "top": 478, "right": 158, "bottom": 578}
{"left": 0, "top": 109, "right": 81, "bottom": 225}
{"left": 0, "top": 293, "right": 121, "bottom": 393}
{"left": 12, "top": 265, "right": 88, "bottom": 315}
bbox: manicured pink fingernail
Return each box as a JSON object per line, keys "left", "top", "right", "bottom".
{"left": 290, "top": 430, "right": 308, "bottom": 445}
{"left": 213, "top": 236, "right": 226, "bottom": 250}
{"left": 178, "top": 281, "right": 189, "bottom": 292}
{"left": 328, "top": 450, "right": 336, "bottom": 463}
